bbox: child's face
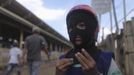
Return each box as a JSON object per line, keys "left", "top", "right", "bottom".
{"left": 68, "top": 22, "right": 86, "bottom": 46}
{"left": 67, "top": 11, "right": 98, "bottom": 49}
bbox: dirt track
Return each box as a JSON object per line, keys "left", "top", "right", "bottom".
{"left": 0, "top": 61, "right": 56, "bottom": 75}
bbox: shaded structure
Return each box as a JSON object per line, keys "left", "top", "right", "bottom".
{"left": 0, "top": 0, "right": 72, "bottom": 52}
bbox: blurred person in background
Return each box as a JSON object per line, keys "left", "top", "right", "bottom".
{"left": 22, "top": 27, "right": 49, "bottom": 75}
{"left": 5, "top": 40, "right": 22, "bottom": 75}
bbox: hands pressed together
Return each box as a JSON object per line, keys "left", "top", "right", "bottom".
{"left": 55, "top": 49, "right": 100, "bottom": 75}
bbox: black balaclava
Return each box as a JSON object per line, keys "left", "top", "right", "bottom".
{"left": 67, "top": 10, "right": 98, "bottom": 50}
{"left": 66, "top": 6, "right": 100, "bottom": 62}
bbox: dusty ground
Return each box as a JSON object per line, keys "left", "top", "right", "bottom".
{"left": 0, "top": 48, "right": 61, "bottom": 75}
{"left": 0, "top": 61, "right": 56, "bottom": 75}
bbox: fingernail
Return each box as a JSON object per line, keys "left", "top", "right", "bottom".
{"left": 75, "top": 53, "right": 78, "bottom": 56}
{"left": 70, "top": 58, "right": 73, "bottom": 61}
{"left": 70, "top": 58, "right": 73, "bottom": 63}
{"left": 77, "top": 52, "right": 80, "bottom": 55}
{"left": 82, "top": 48, "right": 85, "bottom": 51}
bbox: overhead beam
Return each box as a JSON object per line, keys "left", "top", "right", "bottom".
{"left": 0, "top": 6, "right": 72, "bottom": 47}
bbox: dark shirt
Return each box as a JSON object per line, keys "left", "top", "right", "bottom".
{"left": 25, "top": 34, "right": 47, "bottom": 61}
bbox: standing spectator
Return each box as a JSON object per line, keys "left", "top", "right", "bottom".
{"left": 22, "top": 27, "right": 49, "bottom": 75}
{"left": 5, "top": 40, "right": 22, "bottom": 75}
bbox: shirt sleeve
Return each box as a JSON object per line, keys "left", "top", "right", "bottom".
{"left": 107, "top": 58, "right": 123, "bottom": 75}
{"left": 41, "top": 36, "right": 48, "bottom": 48}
